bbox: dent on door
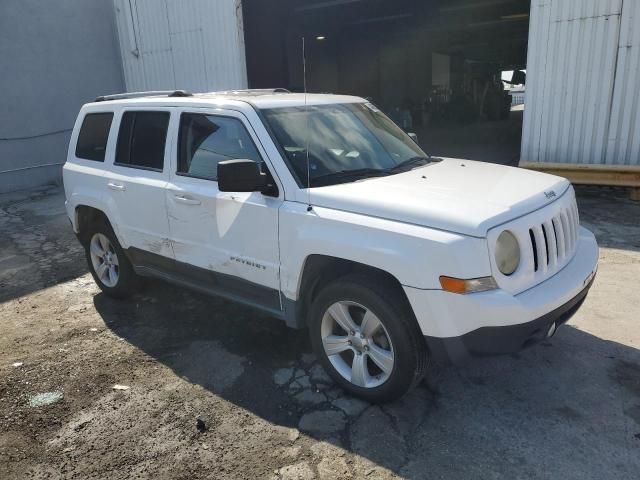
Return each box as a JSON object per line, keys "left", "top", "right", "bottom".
{"left": 105, "top": 173, "right": 174, "bottom": 259}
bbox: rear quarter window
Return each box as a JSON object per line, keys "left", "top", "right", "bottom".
{"left": 75, "top": 112, "right": 114, "bottom": 161}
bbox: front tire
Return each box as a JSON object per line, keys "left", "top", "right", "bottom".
{"left": 309, "top": 275, "right": 428, "bottom": 403}
{"left": 84, "top": 222, "right": 138, "bottom": 298}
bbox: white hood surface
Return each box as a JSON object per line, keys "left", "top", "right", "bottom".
{"left": 308, "top": 159, "right": 570, "bottom": 237}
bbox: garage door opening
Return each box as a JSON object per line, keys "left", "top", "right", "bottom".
{"left": 243, "top": 0, "right": 530, "bottom": 165}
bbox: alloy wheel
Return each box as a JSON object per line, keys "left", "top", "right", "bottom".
{"left": 89, "top": 233, "right": 119, "bottom": 288}
{"left": 320, "top": 301, "right": 394, "bottom": 388}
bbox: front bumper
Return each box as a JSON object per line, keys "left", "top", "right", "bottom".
{"left": 425, "top": 276, "right": 594, "bottom": 364}
{"left": 404, "top": 226, "right": 599, "bottom": 364}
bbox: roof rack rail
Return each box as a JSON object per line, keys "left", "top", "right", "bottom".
{"left": 253, "top": 88, "right": 290, "bottom": 93}
{"left": 94, "top": 90, "right": 192, "bottom": 102}
{"left": 212, "top": 88, "right": 291, "bottom": 95}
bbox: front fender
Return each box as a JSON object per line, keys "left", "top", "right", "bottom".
{"left": 279, "top": 202, "right": 492, "bottom": 300}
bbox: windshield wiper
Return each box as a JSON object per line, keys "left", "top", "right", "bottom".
{"left": 387, "top": 156, "right": 433, "bottom": 173}
{"left": 309, "top": 157, "right": 439, "bottom": 187}
{"left": 310, "top": 168, "right": 388, "bottom": 187}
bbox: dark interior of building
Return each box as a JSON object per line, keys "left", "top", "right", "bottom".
{"left": 243, "top": 0, "right": 530, "bottom": 164}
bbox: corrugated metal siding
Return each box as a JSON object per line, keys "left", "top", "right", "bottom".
{"left": 606, "top": 0, "right": 640, "bottom": 165}
{"left": 522, "top": 0, "right": 640, "bottom": 166}
{"left": 112, "top": 0, "right": 247, "bottom": 93}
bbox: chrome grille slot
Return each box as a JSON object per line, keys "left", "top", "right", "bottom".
{"left": 529, "top": 229, "right": 538, "bottom": 272}
{"left": 552, "top": 217, "right": 565, "bottom": 259}
{"left": 541, "top": 223, "right": 550, "bottom": 265}
{"left": 560, "top": 211, "right": 571, "bottom": 254}
{"left": 530, "top": 225, "right": 547, "bottom": 273}
{"left": 543, "top": 219, "right": 558, "bottom": 268}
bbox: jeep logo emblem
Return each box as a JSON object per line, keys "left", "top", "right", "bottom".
{"left": 544, "top": 190, "right": 556, "bottom": 199}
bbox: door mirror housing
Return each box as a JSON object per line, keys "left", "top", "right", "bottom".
{"left": 217, "top": 159, "right": 268, "bottom": 192}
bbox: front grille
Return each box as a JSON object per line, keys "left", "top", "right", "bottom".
{"left": 527, "top": 199, "right": 579, "bottom": 274}
{"left": 487, "top": 186, "right": 581, "bottom": 295}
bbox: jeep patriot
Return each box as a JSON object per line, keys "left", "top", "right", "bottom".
{"left": 63, "top": 89, "right": 599, "bottom": 402}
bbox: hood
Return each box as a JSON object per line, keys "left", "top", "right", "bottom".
{"left": 307, "top": 158, "right": 570, "bottom": 237}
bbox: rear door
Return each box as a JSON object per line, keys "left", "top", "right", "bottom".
{"left": 103, "top": 107, "right": 175, "bottom": 264}
{"left": 164, "top": 107, "right": 283, "bottom": 312}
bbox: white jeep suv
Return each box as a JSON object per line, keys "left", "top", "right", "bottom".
{"left": 63, "top": 89, "right": 599, "bottom": 402}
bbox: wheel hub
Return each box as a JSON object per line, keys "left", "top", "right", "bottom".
{"left": 349, "top": 333, "right": 368, "bottom": 352}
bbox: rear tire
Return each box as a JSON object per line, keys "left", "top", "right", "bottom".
{"left": 309, "top": 274, "right": 428, "bottom": 403}
{"left": 84, "top": 221, "right": 138, "bottom": 298}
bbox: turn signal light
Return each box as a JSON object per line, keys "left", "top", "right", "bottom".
{"left": 439, "top": 276, "right": 498, "bottom": 294}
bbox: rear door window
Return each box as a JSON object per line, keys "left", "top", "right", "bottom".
{"left": 75, "top": 113, "right": 113, "bottom": 161}
{"left": 115, "top": 111, "right": 170, "bottom": 171}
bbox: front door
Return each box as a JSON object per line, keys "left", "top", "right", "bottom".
{"left": 165, "top": 108, "right": 282, "bottom": 312}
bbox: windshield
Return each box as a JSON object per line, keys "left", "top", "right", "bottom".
{"left": 261, "top": 102, "right": 431, "bottom": 187}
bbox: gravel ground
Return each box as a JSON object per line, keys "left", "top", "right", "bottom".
{"left": 0, "top": 185, "right": 639, "bottom": 479}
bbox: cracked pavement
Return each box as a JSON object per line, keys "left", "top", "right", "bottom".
{"left": 1, "top": 185, "right": 639, "bottom": 479}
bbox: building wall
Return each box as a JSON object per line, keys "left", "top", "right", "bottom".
{"left": 113, "top": 0, "right": 248, "bottom": 93}
{"left": 522, "top": 0, "right": 640, "bottom": 166}
{"left": 0, "top": 0, "right": 125, "bottom": 193}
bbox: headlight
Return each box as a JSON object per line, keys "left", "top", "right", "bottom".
{"left": 495, "top": 230, "right": 520, "bottom": 275}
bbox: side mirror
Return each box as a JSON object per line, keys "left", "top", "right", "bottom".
{"left": 217, "top": 159, "right": 267, "bottom": 192}
{"left": 408, "top": 132, "right": 419, "bottom": 143}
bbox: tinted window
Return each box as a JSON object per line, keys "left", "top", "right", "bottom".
{"left": 75, "top": 113, "right": 113, "bottom": 161}
{"left": 177, "top": 113, "right": 261, "bottom": 180}
{"left": 116, "top": 111, "right": 170, "bottom": 171}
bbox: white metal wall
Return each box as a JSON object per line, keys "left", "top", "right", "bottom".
{"left": 522, "top": 0, "right": 640, "bottom": 166}
{"left": 112, "top": 0, "right": 247, "bottom": 93}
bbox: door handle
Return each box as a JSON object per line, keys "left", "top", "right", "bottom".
{"left": 107, "top": 182, "right": 126, "bottom": 191}
{"left": 173, "top": 195, "right": 201, "bottom": 205}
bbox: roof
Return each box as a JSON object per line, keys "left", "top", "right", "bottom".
{"left": 88, "top": 90, "right": 365, "bottom": 110}
{"left": 198, "top": 92, "right": 364, "bottom": 108}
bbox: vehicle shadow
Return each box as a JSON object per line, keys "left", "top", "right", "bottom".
{"left": 94, "top": 279, "right": 640, "bottom": 479}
